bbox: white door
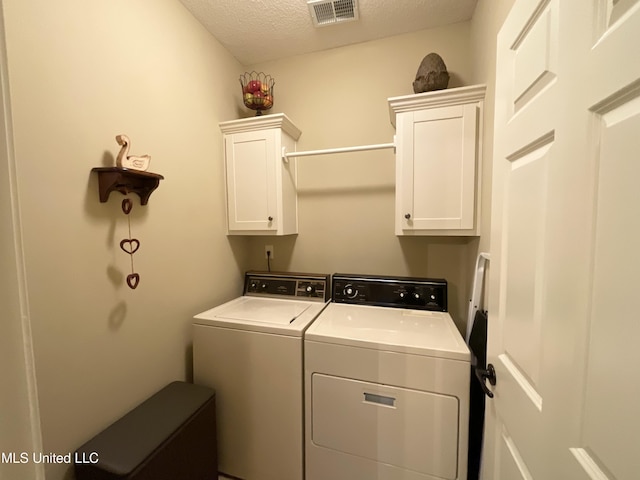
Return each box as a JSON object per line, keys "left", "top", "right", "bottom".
{"left": 485, "top": 0, "right": 640, "bottom": 479}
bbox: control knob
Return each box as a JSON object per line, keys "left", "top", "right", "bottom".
{"left": 399, "top": 289, "right": 422, "bottom": 304}
{"left": 343, "top": 284, "right": 358, "bottom": 299}
{"left": 305, "top": 285, "right": 316, "bottom": 296}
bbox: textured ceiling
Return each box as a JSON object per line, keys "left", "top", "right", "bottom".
{"left": 179, "top": 0, "right": 478, "bottom": 65}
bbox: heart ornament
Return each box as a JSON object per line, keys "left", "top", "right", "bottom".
{"left": 121, "top": 198, "right": 133, "bottom": 215}
{"left": 120, "top": 238, "right": 140, "bottom": 255}
{"left": 126, "top": 273, "right": 140, "bottom": 289}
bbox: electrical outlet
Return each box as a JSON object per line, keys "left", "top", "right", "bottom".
{"left": 264, "top": 245, "right": 274, "bottom": 259}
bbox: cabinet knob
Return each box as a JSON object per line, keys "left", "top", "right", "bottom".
{"left": 404, "top": 213, "right": 411, "bottom": 220}
{"left": 268, "top": 216, "right": 273, "bottom": 222}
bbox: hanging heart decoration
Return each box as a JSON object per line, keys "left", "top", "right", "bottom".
{"left": 122, "top": 198, "right": 133, "bottom": 214}
{"left": 126, "top": 273, "right": 140, "bottom": 289}
{"left": 121, "top": 195, "right": 141, "bottom": 290}
{"left": 119, "top": 238, "right": 140, "bottom": 255}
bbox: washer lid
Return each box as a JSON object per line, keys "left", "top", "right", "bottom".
{"left": 194, "top": 296, "right": 327, "bottom": 336}
{"left": 305, "top": 303, "right": 470, "bottom": 361}
{"left": 214, "top": 297, "right": 311, "bottom": 325}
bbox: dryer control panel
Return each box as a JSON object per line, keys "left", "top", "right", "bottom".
{"left": 332, "top": 274, "right": 447, "bottom": 311}
{"left": 244, "top": 271, "right": 330, "bottom": 302}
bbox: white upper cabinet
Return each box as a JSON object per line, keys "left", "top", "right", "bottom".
{"left": 220, "top": 114, "right": 301, "bottom": 236}
{"left": 389, "top": 85, "right": 485, "bottom": 236}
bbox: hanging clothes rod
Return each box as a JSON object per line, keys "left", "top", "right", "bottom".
{"left": 282, "top": 141, "right": 395, "bottom": 161}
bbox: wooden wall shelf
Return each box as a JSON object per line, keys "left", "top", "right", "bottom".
{"left": 92, "top": 167, "right": 164, "bottom": 205}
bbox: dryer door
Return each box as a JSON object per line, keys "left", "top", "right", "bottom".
{"left": 311, "top": 373, "right": 460, "bottom": 479}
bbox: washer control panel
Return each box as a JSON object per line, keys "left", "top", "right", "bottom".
{"left": 244, "top": 272, "right": 330, "bottom": 302}
{"left": 332, "top": 274, "right": 447, "bottom": 311}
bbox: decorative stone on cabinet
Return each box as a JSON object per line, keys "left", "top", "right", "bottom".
{"left": 389, "top": 85, "right": 486, "bottom": 236}
{"left": 220, "top": 113, "right": 301, "bottom": 236}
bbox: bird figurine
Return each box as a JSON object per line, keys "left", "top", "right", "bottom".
{"left": 115, "top": 134, "right": 151, "bottom": 171}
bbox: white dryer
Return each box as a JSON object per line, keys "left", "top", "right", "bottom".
{"left": 193, "top": 271, "right": 330, "bottom": 480}
{"left": 305, "top": 274, "right": 470, "bottom": 480}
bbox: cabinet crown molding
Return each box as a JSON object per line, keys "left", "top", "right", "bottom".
{"left": 388, "top": 84, "right": 487, "bottom": 127}
{"left": 220, "top": 113, "right": 302, "bottom": 140}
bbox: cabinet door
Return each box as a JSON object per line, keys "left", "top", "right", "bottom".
{"left": 399, "top": 103, "right": 478, "bottom": 232}
{"left": 225, "top": 130, "right": 277, "bottom": 232}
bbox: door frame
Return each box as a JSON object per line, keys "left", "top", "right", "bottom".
{"left": 0, "top": 2, "right": 44, "bottom": 478}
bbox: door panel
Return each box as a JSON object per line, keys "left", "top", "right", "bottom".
{"left": 225, "top": 130, "right": 276, "bottom": 231}
{"left": 402, "top": 104, "right": 477, "bottom": 230}
{"left": 311, "top": 373, "right": 460, "bottom": 479}
{"left": 488, "top": 0, "right": 640, "bottom": 479}
{"left": 413, "top": 113, "right": 464, "bottom": 227}
{"left": 232, "top": 137, "right": 269, "bottom": 221}
{"left": 494, "top": 353, "right": 542, "bottom": 477}
{"left": 498, "top": 427, "right": 533, "bottom": 480}
{"left": 489, "top": 0, "right": 557, "bottom": 477}
{"left": 502, "top": 138, "right": 552, "bottom": 387}
{"left": 578, "top": 63, "right": 640, "bottom": 480}
{"left": 573, "top": 1, "right": 640, "bottom": 478}
{"left": 512, "top": 0, "right": 558, "bottom": 111}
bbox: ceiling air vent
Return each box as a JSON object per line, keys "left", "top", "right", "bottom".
{"left": 308, "top": 0, "right": 359, "bottom": 27}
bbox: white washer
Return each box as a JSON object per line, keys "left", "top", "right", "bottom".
{"left": 305, "top": 274, "right": 470, "bottom": 480}
{"left": 193, "top": 271, "right": 330, "bottom": 480}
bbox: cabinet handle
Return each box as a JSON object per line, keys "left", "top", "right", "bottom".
{"left": 404, "top": 213, "right": 411, "bottom": 220}
{"left": 268, "top": 216, "right": 273, "bottom": 222}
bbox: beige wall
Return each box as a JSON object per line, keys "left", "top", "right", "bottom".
{"left": 2, "top": 0, "right": 248, "bottom": 478}
{"left": 467, "top": 0, "right": 516, "bottom": 310}
{"left": 470, "top": 0, "right": 516, "bottom": 253}
{"left": 244, "top": 23, "right": 476, "bottom": 329}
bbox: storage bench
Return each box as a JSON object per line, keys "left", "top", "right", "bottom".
{"left": 74, "top": 381, "right": 217, "bottom": 480}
